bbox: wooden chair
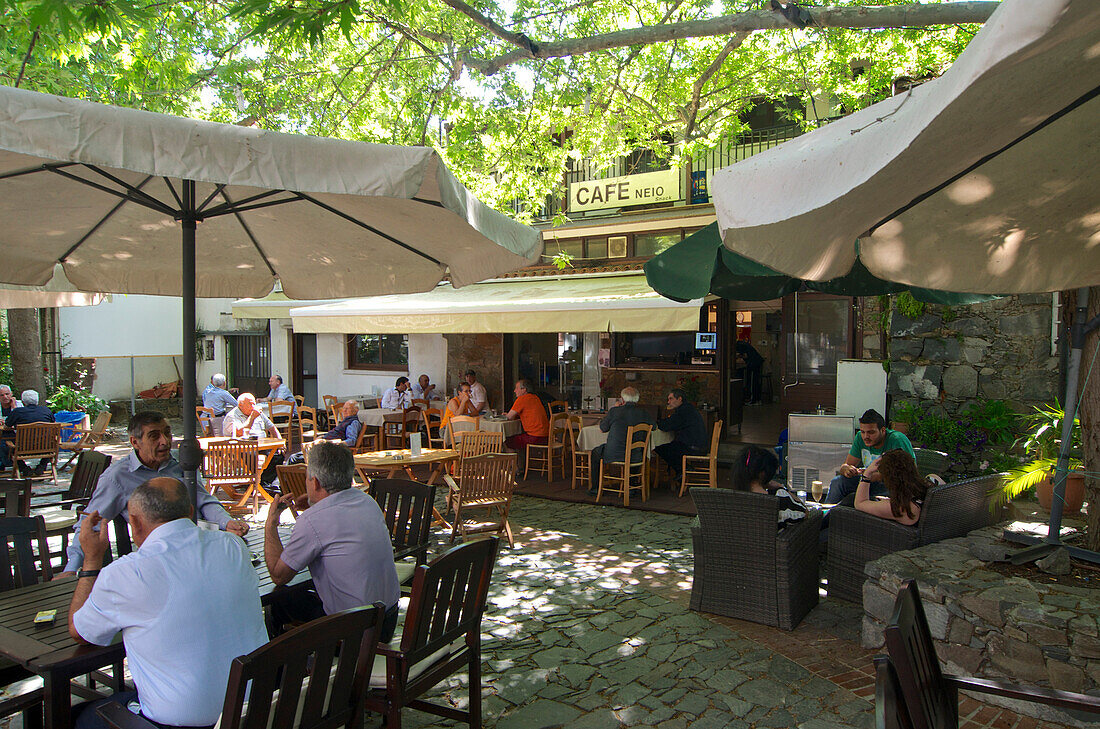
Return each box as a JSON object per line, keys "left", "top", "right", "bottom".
{"left": 679, "top": 419, "right": 723, "bottom": 496}
{"left": 444, "top": 452, "right": 517, "bottom": 547}
{"left": 293, "top": 394, "right": 305, "bottom": 410}
{"left": 547, "top": 399, "right": 569, "bottom": 417}
{"left": 523, "top": 412, "right": 568, "bottom": 482}
{"left": 32, "top": 451, "right": 112, "bottom": 561}
{"left": 596, "top": 423, "right": 651, "bottom": 506}
{"left": 275, "top": 464, "right": 308, "bottom": 517}
{"left": 297, "top": 405, "right": 318, "bottom": 444}
{"left": 363, "top": 538, "right": 499, "bottom": 728}
{"left": 6, "top": 422, "right": 62, "bottom": 484}
{"left": 880, "top": 579, "right": 1100, "bottom": 729}
{"left": 445, "top": 415, "right": 481, "bottom": 448}
{"left": 0, "top": 515, "right": 52, "bottom": 728}
{"left": 58, "top": 411, "right": 111, "bottom": 470}
{"left": 447, "top": 431, "right": 504, "bottom": 498}
{"left": 270, "top": 399, "right": 295, "bottom": 435}
{"left": 422, "top": 408, "right": 445, "bottom": 449}
{"left": 99, "top": 604, "right": 387, "bottom": 729}
{"left": 411, "top": 398, "right": 430, "bottom": 410}
{"left": 196, "top": 406, "right": 215, "bottom": 437}
{"left": 566, "top": 414, "right": 590, "bottom": 491}
{"left": 368, "top": 479, "right": 437, "bottom": 585}
{"left": 873, "top": 654, "right": 913, "bottom": 729}
{"left": 383, "top": 406, "right": 421, "bottom": 450}
{"left": 323, "top": 394, "right": 340, "bottom": 429}
{"left": 0, "top": 479, "right": 31, "bottom": 517}
{"left": 352, "top": 422, "right": 380, "bottom": 454}
{"left": 201, "top": 439, "right": 261, "bottom": 515}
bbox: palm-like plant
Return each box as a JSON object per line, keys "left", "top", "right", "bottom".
{"left": 996, "top": 400, "right": 1080, "bottom": 505}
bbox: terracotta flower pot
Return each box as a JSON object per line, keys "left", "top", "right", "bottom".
{"left": 893, "top": 421, "right": 911, "bottom": 436}
{"left": 1037, "top": 471, "right": 1086, "bottom": 514}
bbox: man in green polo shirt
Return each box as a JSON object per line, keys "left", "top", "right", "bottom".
{"left": 824, "top": 408, "right": 915, "bottom": 505}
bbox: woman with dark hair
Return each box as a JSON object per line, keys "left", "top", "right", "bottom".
{"left": 732, "top": 445, "right": 806, "bottom": 530}
{"left": 855, "top": 448, "right": 928, "bottom": 525}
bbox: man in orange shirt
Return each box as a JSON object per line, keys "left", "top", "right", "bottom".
{"left": 504, "top": 379, "right": 549, "bottom": 452}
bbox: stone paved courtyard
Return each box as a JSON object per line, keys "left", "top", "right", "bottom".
{"left": 11, "top": 435, "right": 1078, "bottom": 729}
{"left": 373, "top": 493, "right": 1076, "bottom": 729}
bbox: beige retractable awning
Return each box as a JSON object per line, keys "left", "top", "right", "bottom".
{"left": 284, "top": 275, "right": 702, "bottom": 334}
{"left": 232, "top": 293, "right": 337, "bottom": 320}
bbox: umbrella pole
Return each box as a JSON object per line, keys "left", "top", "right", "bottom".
{"left": 180, "top": 180, "right": 201, "bottom": 519}
{"left": 1006, "top": 287, "right": 1100, "bottom": 564}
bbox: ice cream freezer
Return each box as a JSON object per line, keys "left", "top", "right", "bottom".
{"left": 787, "top": 413, "right": 856, "bottom": 492}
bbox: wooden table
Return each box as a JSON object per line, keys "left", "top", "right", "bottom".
{"left": 0, "top": 525, "right": 307, "bottom": 729}
{"left": 353, "top": 448, "right": 459, "bottom": 486}
{"left": 198, "top": 436, "right": 286, "bottom": 509}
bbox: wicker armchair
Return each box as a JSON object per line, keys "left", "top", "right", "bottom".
{"left": 826, "top": 473, "right": 1004, "bottom": 603}
{"left": 689, "top": 488, "right": 822, "bottom": 630}
{"left": 912, "top": 447, "right": 950, "bottom": 478}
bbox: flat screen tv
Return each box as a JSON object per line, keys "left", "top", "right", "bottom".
{"left": 696, "top": 332, "right": 717, "bottom": 351}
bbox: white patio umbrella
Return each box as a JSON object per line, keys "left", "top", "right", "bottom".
{"left": 0, "top": 266, "right": 105, "bottom": 308}
{"left": 0, "top": 85, "right": 541, "bottom": 501}
{"left": 712, "top": 0, "right": 1100, "bottom": 294}
{"left": 710, "top": 0, "right": 1100, "bottom": 559}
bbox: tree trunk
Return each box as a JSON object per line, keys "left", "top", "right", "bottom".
{"left": 7, "top": 308, "right": 46, "bottom": 396}
{"left": 1080, "top": 287, "right": 1100, "bottom": 551}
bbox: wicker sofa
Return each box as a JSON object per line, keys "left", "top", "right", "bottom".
{"left": 690, "top": 488, "right": 822, "bottom": 630}
{"left": 826, "top": 474, "right": 1004, "bottom": 603}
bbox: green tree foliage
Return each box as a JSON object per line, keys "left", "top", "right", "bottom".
{"left": 0, "top": 0, "right": 984, "bottom": 219}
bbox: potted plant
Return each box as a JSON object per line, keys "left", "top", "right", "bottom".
{"left": 998, "top": 401, "right": 1084, "bottom": 513}
{"left": 890, "top": 400, "right": 920, "bottom": 435}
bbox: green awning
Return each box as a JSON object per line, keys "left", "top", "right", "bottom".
{"left": 644, "top": 223, "right": 1000, "bottom": 305}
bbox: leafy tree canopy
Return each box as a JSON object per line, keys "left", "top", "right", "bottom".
{"left": 0, "top": 0, "right": 991, "bottom": 220}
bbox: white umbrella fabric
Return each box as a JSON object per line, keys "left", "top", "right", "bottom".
{"left": 711, "top": 0, "right": 1100, "bottom": 560}
{"left": 0, "top": 85, "right": 541, "bottom": 499}
{"left": 711, "top": 0, "right": 1100, "bottom": 294}
{"left": 0, "top": 266, "right": 104, "bottom": 308}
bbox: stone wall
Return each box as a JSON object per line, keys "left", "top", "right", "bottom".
{"left": 599, "top": 370, "right": 722, "bottom": 409}
{"left": 862, "top": 526, "right": 1100, "bottom": 728}
{"left": 445, "top": 333, "right": 505, "bottom": 410}
{"left": 888, "top": 294, "right": 1058, "bottom": 407}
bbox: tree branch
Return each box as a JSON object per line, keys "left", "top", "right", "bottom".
{"left": 475, "top": 2, "right": 1000, "bottom": 75}
{"left": 434, "top": 0, "right": 539, "bottom": 56}
{"left": 14, "top": 27, "right": 40, "bottom": 88}
{"left": 682, "top": 32, "right": 749, "bottom": 140}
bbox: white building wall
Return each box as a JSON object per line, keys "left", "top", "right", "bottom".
{"left": 269, "top": 320, "right": 293, "bottom": 384}
{"left": 315, "top": 333, "right": 447, "bottom": 399}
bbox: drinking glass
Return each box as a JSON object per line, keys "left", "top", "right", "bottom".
{"left": 811, "top": 480, "right": 824, "bottom": 501}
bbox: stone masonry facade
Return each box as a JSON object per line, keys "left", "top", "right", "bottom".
{"left": 862, "top": 525, "right": 1100, "bottom": 728}
{"left": 887, "top": 294, "right": 1059, "bottom": 407}
{"left": 445, "top": 333, "right": 506, "bottom": 411}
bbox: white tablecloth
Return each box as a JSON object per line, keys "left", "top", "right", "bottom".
{"left": 358, "top": 408, "right": 401, "bottom": 427}
{"left": 443, "top": 417, "right": 523, "bottom": 444}
{"left": 577, "top": 424, "right": 673, "bottom": 453}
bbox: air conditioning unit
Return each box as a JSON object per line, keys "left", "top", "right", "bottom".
{"left": 608, "top": 236, "right": 628, "bottom": 258}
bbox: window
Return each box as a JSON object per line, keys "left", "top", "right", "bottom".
{"left": 586, "top": 237, "right": 608, "bottom": 258}
{"left": 549, "top": 238, "right": 584, "bottom": 259}
{"left": 346, "top": 334, "right": 408, "bottom": 370}
{"left": 633, "top": 231, "right": 682, "bottom": 257}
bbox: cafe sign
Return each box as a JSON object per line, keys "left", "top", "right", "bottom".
{"left": 569, "top": 169, "right": 681, "bottom": 213}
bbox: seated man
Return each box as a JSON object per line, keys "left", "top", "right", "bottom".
{"left": 59, "top": 411, "right": 248, "bottom": 577}
{"left": 824, "top": 408, "right": 916, "bottom": 505}
{"left": 323, "top": 400, "right": 362, "bottom": 447}
{"left": 223, "top": 393, "right": 280, "bottom": 439}
{"left": 264, "top": 441, "right": 400, "bottom": 640}
{"left": 68, "top": 477, "right": 268, "bottom": 729}
{"left": 0, "top": 384, "right": 23, "bottom": 419}
{"left": 380, "top": 376, "right": 413, "bottom": 410}
{"left": 588, "top": 387, "right": 653, "bottom": 496}
{"left": 410, "top": 373, "right": 442, "bottom": 402}
{"left": 0, "top": 389, "right": 56, "bottom": 474}
{"left": 654, "top": 388, "right": 708, "bottom": 482}
{"left": 464, "top": 369, "right": 487, "bottom": 412}
{"left": 261, "top": 374, "right": 295, "bottom": 405}
{"left": 201, "top": 373, "right": 238, "bottom": 435}
{"left": 504, "top": 379, "right": 549, "bottom": 452}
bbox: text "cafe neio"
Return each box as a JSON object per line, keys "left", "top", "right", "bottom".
{"left": 569, "top": 169, "right": 680, "bottom": 213}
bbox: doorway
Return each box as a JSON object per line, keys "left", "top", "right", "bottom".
{"left": 504, "top": 332, "right": 591, "bottom": 408}
{"left": 292, "top": 333, "right": 318, "bottom": 407}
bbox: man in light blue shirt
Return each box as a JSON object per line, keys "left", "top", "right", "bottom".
{"left": 262, "top": 374, "right": 296, "bottom": 414}
{"left": 69, "top": 477, "right": 268, "bottom": 729}
{"left": 201, "top": 373, "right": 238, "bottom": 415}
{"left": 58, "top": 411, "right": 249, "bottom": 576}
